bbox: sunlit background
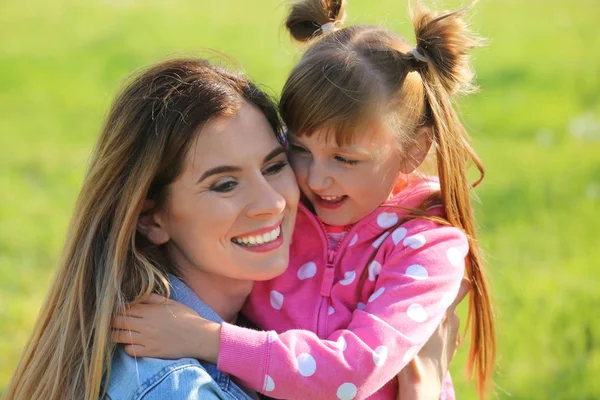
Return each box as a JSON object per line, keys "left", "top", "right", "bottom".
{"left": 1, "top": 0, "right": 599, "bottom": 398}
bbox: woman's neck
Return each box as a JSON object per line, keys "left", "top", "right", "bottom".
{"left": 177, "top": 267, "right": 253, "bottom": 323}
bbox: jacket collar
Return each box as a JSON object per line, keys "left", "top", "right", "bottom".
{"left": 169, "top": 274, "right": 223, "bottom": 324}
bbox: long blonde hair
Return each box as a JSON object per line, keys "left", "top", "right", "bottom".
{"left": 280, "top": 0, "right": 495, "bottom": 397}
{"left": 3, "top": 57, "right": 282, "bottom": 400}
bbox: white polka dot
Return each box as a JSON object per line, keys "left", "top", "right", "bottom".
{"left": 377, "top": 212, "right": 398, "bottom": 229}
{"left": 372, "top": 232, "right": 390, "bottom": 248}
{"left": 372, "top": 345, "right": 388, "bottom": 366}
{"left": 368, "top": 287, "right": 385, "bottom": 303}
{"left": 270, "top": 291, "right": 284, "bottom": 310}
{"left": 447, "top": 247, "right": 464, "bottom": 267}
{"left": 440, "top": 391, "right": 447, "bottom": 400}
{"left": 403, "top": 234, "right": 426, "bottom": 249}
{"left": 356, "top": 302, "right": 366, "bottom": 310}
{"left": 349, "top": 233, "right": 358, "bottom": 246}
{"left": 392, "top": 227, "right": 408, "bottom": 245}
{"left": 403, "top": 345, "right": 419, "bottom": 363}
{"left": 368, "top": 261, "right": 382, "bottom": 281}
{"left": 337, "top": 382, "right": 358, "bottom": 400}
{"left": 339, "top": 270, "right": 356, "bottom": 286}
{"left": 405, "top": 264, "right": 428, "bottom": 280}
{"left": 267, "top": 331, "right": 278, "bottom": 343}
{"left": 264, "top": 375, "right": 275, "bottom": 392}
{"left": 407, "top": 303, "right": 427, "bottom": 322}
{"left": 333, "top": 336, "right": 347, "bottom": 351}
{"left": 328, "top": 306, "right": 335, "bottom": 315}
{"left": 297, "top": 261, "right": 317, "bottom": 280}
{"left": 296, "top": 353, "right": 317, "bottom": 377}
{"left": 440, "top": 292, "right": 455, "bottom": 308}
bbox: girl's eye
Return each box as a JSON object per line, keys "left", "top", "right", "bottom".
{"left": 289, "top": 144, "right": 310, "bottom": 154}
{"left": 335, "top": 155, "right": 360, "bottom": 165}
{"left": 210, "top": 179, "right": 238, "bottom": 193}
{"left": 264, "top": 161, "right": 289, "bottom": 176}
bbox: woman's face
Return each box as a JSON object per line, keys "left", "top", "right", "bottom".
{"left": 147, "top": 102, "right": 299, "bottom": 282}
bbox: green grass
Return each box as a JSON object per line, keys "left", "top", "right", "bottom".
{"left": 1, "top": 0, "right": 598, "bottom": 398}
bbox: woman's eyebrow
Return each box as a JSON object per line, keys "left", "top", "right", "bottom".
{"left": 197, "top": 147, "right": 284, "bottom": 184}
{"left": 263, "top": 147, "right": 285, "bottom": 163}
{"left": 197, "top": 165, "right": 241, "bottom": 184}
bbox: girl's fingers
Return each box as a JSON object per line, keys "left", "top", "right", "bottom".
{"left": 123, "top": 344, "right": 147, "bottom": 358}
{"left": 141, "top": 293, "right": 168, "bottom": 305}
{"left": 111, "top": 315, "right": 141, "bottom": 332}
{"left": 405, "top": 358, "right": 422, "bottom": 380}
{"left": 449, "top": 277, "right": 471, "bottom": 309}
{"left": 118, "top": 304, "right": 145, "bottom": 318}
{"left": 112, "top": 329, "right": 143, "bottom": 345}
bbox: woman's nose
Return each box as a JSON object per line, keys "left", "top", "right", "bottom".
{"left": 246, "top": 177, "right": 287, "bottom": 219}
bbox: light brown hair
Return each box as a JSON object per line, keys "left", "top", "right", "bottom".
{"left": 3, "top": 58, "right": 282, "bottom": 400}
{"left": 281, "top": 0, "right": 495, "bottom": 397}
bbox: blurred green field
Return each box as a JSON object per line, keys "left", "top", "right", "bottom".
{"left": 1, "top": 0, "right": 599, "bottom": 398}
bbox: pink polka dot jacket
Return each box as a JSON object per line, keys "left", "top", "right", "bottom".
{"left": 217, "top": 177, "right": 467, "bottom": 399}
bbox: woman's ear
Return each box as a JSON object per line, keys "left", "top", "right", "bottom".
{"left": 137, "top": 200, "right": 170, "bottom": 245}
{"left": 399, "top": 126, "right": 433, "bottom": 174}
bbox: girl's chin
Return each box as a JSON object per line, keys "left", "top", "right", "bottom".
{"left": 316, "top": 213, "right": 354, "bottom": 227}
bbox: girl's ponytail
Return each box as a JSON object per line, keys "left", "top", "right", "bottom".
{"left": 285, "top": 0, "right": 347, "bottom": 42}
{"left": 410, "top": 2, "right": 482, "bottom": 95}
{"left": 409, "top": 2, "right": 495, "bottom": 398}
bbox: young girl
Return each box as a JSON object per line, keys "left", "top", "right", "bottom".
{"left": 113, "top": 1, "right": 495, "bottom": 399}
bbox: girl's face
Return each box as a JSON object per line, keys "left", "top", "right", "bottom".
{"left": 144, "top": 103, "right": 299, "bottom": 282}
{"left": 288, "top": 123, "right": 403, "bottom": 226}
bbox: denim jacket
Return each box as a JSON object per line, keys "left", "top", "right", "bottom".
{"left": 103, "top": 275, "right": 258, "bottom": 400}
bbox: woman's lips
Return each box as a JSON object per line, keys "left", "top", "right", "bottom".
{"left": 231, "top": 223, "right": 284, "bottom": 253}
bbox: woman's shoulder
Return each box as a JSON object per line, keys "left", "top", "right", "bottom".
{"left": 104, "top": 346, "right": 256, "bottom": 400}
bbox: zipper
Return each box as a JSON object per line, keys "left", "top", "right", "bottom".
{"left": 300, "top": 203, "right": 356, "bottom": 338}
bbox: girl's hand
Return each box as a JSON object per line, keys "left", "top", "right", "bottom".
{"left": 111, "top": 293, "right": 221, "bottom": 363}
{"left": 396, "top": 278, "right": 471, "bottom": 400}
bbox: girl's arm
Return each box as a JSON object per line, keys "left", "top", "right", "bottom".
{"left": 113, "top": 221, "right": 467, "bottom": 399}
{"left": 216, "top": 221, "right": 467, "bottom": 399}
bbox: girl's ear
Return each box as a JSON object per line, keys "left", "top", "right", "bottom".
{"left": 399, "top": 126, "right": 433, "bottom": 174}
{"left": 137, "top": 200, "right": 170, "bottom": 245}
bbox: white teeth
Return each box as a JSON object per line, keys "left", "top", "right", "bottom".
{"left": 233, "top": 226, "right": 281, "bottom": 247}
{"left": 321, "top": 195, "right": 342, "bottom": 201}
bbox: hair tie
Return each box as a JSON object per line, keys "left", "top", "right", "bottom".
{"left": 278, "top": 129, "right": 289, "bottom": 149}
{"left": 409, "top": 47, "right": 429, "bottom": 63}
{"left": 321, "top": 22, "right": 336, "bottom": 33}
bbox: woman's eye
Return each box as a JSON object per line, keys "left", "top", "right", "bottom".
{"left": 264, "top": 161, "right": 289, "bottom": 175}
{"left": 335, "top": 155, "right": 360, "bottom": 165}
{"left": 210, "top": 179, "right": 238, "bottom": 193}
{"left": 289, "top": 144, "right": 309, "bottom": 154}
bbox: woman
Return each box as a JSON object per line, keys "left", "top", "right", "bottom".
{"left": 4, "top": 57, "right": 297, "bottom": 400}
{"left": 4, "top": 57, "right": 465, "bottom": 400}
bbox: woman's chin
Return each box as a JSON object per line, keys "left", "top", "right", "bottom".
{"left": 251, "top": 255, "right": 290, "bottom": 281}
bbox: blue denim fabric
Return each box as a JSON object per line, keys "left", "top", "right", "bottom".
{"left": 103, "top": 275, "right": 258, "bottom": 400}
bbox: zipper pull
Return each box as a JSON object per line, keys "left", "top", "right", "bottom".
{"left": 320, "top": 250, "right": 336, "bottom": 297}
{"left": 327, "top": 250, "right": 336, "bottom": 264}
